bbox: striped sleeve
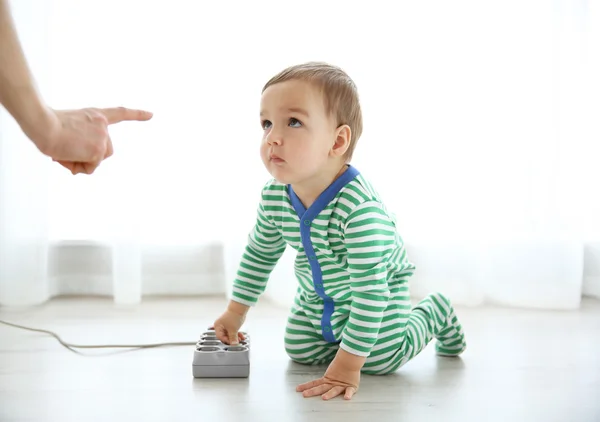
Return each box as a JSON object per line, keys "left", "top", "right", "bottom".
{"left": 340, "top": 201, "right": 394, "bottom": 357}
{"left": 231, "top": 193, "right": 287, "bottom": 307}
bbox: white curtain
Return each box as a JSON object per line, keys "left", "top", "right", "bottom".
{"left": 1, "top": 0, "right": 598, "bottom": 308}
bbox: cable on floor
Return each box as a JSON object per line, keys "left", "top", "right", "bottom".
{"left": 0, "top": 319, "right": 197, "bottom": 355}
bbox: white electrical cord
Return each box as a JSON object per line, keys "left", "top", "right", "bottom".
{"left": 0, "top": 319, "right": 197, "bottom": 355}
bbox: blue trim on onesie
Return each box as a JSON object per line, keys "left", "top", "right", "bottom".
{"left": 287, "top": 165, "right": 360, "bottom": 343}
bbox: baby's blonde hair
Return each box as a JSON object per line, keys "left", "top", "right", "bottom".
{"left": 262, "top": 62, "right": 363, "bottom": 162}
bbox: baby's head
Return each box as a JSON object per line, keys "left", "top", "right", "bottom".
{"left": 259, "top": 62, "right": 362, "bottom": 186}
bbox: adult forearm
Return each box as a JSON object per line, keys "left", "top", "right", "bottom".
{"left": 0, "top": 0, "right": 50, "bottom": 146}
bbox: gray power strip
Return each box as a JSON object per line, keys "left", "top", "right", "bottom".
{"left": 192, "top": 330, "right": 250, "bottom": 378}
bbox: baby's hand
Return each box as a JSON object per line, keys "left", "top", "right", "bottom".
{"left": 212, "top": 304, "right": 247, "bottom": 345}
{"left": 296, "top": 350, "right": 362, "bottom": 400}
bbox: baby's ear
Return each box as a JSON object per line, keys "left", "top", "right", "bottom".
{"left": 331, "top": 124, "right": 351, "bottom": 157}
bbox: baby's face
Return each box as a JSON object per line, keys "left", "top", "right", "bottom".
{"left": 259, "top": 79, "right": 337, "bottom": 185}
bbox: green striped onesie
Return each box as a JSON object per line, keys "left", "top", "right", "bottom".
{"left": 232, "top": 165, "right": 466, "bottom": 374}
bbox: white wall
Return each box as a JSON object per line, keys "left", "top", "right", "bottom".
{"left": 1, "top": 0, "right": 598, "bottom": 307}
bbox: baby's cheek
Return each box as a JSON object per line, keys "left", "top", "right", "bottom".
{"left": 259, "top": 145, "right": 269, "bottom": 158}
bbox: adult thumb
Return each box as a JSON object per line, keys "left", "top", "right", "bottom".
{"left": 228, "top": 331, "right": 239, "bottom": 345}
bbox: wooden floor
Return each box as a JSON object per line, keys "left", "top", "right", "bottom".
{"left": 1, "top": 295, "right": 599, "bottom": 422}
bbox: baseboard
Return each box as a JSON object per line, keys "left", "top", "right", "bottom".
{"left": 50, "top": 274, "right": 226, "bottom": 297}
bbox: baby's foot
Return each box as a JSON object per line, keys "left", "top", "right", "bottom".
{"left": 434, "top": 302, "right": 466, "bottom": 357}
{"left": 413, "top": 292, "right": 467, "bottom": 357}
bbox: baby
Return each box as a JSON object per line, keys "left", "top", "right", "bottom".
{"left": 212, "top": 62, "right": 466, "bottom": 400}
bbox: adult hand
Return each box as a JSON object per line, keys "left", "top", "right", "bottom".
{"left": 29, "top": 106, "right": 153, "bottom": 175}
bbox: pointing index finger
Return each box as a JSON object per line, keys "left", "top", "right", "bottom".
{"left": 100, "top": 107, "right": 153, "bottom": 124}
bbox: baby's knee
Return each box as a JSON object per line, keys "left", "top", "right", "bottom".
{"left": 284, "top": 338, "right": 336, "bottom": 365}
{"left": 285, "top": 348, "right": 327, "bottom": 366}
{"left": 284, "top": 338, "right": 313, "bottom": 363}
{"left": 287, "top": 355, "right": 319, "bottom": 365}
{"left": 361, "top": 365, "right": 398, "bottom": 376}
{"left": 362, "top": 352, "right": 407, "bottom": 375}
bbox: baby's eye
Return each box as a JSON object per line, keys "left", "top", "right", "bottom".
{"left": 289, "top": 118, "right": 302, "bottom": 128}
{"left": 261, "top": 120, "right": 272, "bottom": 130}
